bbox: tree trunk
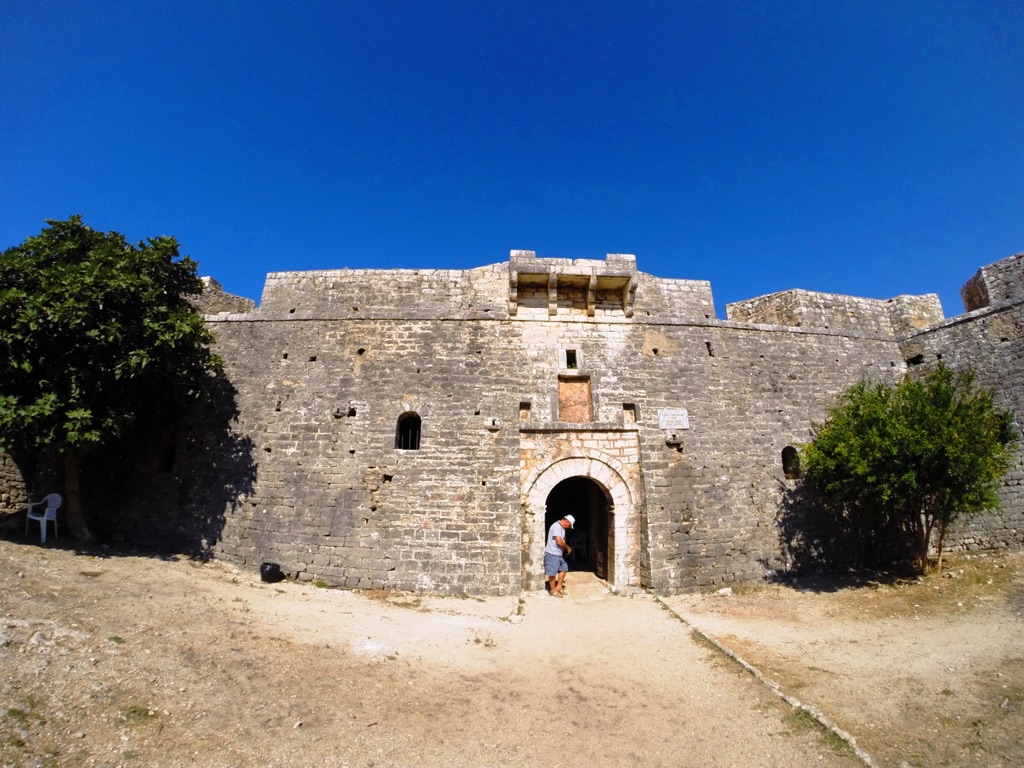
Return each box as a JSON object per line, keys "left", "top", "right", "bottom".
{"left": 914, "top": 511, "right": 930, "bottom": 574}
{"left": 935, "top": 521, "right": 948, "bottom": 573}
{"left": 63, "top": 452, "right": 93, "bottom": 540}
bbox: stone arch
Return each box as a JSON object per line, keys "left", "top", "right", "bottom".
{"left": 523, "top": 451, "right": 637, "bottom": 590}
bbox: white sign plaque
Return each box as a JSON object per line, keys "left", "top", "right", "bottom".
{"left": 658, "top": 408, "right": 689, "bottom": 430}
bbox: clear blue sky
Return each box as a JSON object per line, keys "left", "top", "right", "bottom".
{"left": 2, "top": 1, "right": 1022, "bottom": 318}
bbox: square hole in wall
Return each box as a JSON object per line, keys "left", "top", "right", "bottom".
{"left": 519, "top": 401, "right": 532, "bottom": 422}
{"left": 559, "top": 346, "right": 584, "bottom": 373}
{"left": 623, "top": 403, "right": 637, "bottom": 424}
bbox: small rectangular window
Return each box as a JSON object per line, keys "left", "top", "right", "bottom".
{"left": 565, "top": 349, "right": 578, "bottom": 369}
{"left": 623, "top": 403, "right": 637, "bottom": 424}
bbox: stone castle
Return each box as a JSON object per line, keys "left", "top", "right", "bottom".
{"left": 6, "top": 250, "right": 1024, "bottom": 593}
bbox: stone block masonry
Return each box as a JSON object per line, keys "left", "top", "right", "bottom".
{"left": 961, "top": 252, "right": 1024, "bottom": 311}
{"left": 4, "top": 251, "right": 1021, "bottom": 594}
{"left": 900, "top": 298, "right": 1024, "bottom": 552}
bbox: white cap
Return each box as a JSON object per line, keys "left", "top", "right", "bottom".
{"left": 564, "top": 515, "right": 576, "bottom": 528}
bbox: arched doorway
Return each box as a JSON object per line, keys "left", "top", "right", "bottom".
{"left": 522, "top": 452, "right": 638, "bottom": 590}
{"left": 544, "top": 477, "right": 613, "bottom": 580}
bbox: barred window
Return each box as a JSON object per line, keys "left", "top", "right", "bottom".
{"left": 395, "top": 413, "right": 422, "bottom": 450}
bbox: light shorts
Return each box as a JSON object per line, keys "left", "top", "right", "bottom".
{"left": 544, "top": 552, "right": 568, "bottom": 576}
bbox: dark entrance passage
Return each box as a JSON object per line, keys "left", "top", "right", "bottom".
{"left": 544, "top": 476, "right": 613, "bottom": 581}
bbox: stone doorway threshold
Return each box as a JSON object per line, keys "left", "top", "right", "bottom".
{"left": 559, "top": 570, "right": 613, "bottom": 602}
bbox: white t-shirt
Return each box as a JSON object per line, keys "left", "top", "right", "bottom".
{"left": 545, "top": 521, "right": 567, "bottom": 556}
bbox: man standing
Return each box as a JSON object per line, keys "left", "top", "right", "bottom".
{"left": 544, "top": 515, "right": 575, "bottom": 597}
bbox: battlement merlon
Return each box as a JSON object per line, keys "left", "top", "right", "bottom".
{"left": 194, "top": 277, "right": 257, "bottom": 315}
{"left": 961, "top": 252, "right": 1024, "bottom": 311}
{"left": 508, "top": 250, "right": 639, "bottom": 318}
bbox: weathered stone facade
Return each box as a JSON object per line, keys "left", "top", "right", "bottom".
{"left": 5, "top": 250, "right": 1023, "bottom": 594}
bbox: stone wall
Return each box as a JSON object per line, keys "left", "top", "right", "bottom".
{"left": 725, "top": 289, "right": 943, "bottom": 336}
{"left": 903, "top": 273, "right": 1024, "bottom": 552}
{"left": 0, "top": 454, "right": 28, "bottom": 514}
{"left": 634, "top": 273, "right": 716, "bottom": 322}
{"left": 961, "top": 252, "right": 1024, "bottom": 311}
{"left": 197, "top": 316, "right": 526, "bottom": 593}
{"left": 194, "top": 277, "right": 257, "bottom": 314}
{"left": 4, "top": 249, "right": 1022, "bottom": 595}
{"left": 168, "top": 296, "right": 913, "bottom": 593}
{"left": 630, "top": 323, "right": 905, "bottom": 589}
{"left": 258, "top": 264, "right": 510, "bottom": 320}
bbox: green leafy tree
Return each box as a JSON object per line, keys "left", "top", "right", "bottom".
{"left": 0, "top": 216, "right": 221, "bottom": 539}
{"left": 802, "top": 365, "right": 1018, "bottom": 572}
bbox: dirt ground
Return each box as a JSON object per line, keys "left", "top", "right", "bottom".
{"left": 665, "top": 551, "right": 1024, "bottom": 768}
{"left": 1, "top": 530, "right": 1021, "bottom": 768}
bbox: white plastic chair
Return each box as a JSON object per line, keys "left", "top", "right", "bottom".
{"left": 25, "top": 493, "right": 62, "bottom": 544}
